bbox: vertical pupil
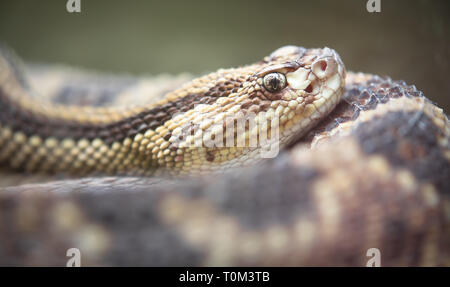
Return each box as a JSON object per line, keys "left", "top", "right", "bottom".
{"left": 269, "top": 76, "right": 279, "bottom": 89}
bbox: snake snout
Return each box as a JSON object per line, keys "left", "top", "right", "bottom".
{"left": 311, "top": 48, "right": 345, "bottom": 79}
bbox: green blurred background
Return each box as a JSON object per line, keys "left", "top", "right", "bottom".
{"left": 0, "top": 0, "right": 449, "bottom": 110}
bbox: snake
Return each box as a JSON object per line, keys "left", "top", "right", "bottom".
{"left": 0, "top": 45, "right": 448, "bottom": 266}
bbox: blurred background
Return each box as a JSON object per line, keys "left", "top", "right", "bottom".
{"left": 0, "top": 0, "right": 449, "bottom": 110}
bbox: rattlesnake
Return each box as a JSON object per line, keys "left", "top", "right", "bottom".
{"left": 0, "top": 45, "right": 448, "bottom": 266}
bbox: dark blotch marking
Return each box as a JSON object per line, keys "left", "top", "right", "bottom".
{"left": 380, "top": 218, "right": 408, "bottom": 262}
{"left": 210, "top": 153, "right": 320, "bottom": 229}
{"left": 355, "top": 110, "right": 449, "bottom": 193}
{"left": 299, "top": 76, "right": 426, "bottom": 146}
{"left": 56, "top": 86, "right": 111, "bottom": 106}
{"left": 73, "top": 191, "right": 204, "bottom": 266}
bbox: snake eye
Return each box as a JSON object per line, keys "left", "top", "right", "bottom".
{"left": 262, "top": 72, "right": 286, "bottom": 93}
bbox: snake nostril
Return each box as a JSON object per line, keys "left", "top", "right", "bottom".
{"left": 312, "top": 60, "right": 327, "bottom": 78}
{"left": 312, "top": 58, "right": 337, "bottom": 79}
{"left": 319, "top": 60, "right": 327, "bottom": 71}
{"left": 305, "top": 83, "right": 313, "bottom": 93}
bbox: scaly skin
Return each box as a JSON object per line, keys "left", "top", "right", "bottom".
{"left": 0, "top": 47, "right": 448, "bottom": 266}
{"left": 0, "top": 46, "right": 345, "bottom": 176}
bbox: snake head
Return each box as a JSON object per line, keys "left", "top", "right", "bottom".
{"left": 245, "top": 45, "right": 347, "bottom": 145}
{"left": 168, "top": 46, "right": 346, "bottom": 168}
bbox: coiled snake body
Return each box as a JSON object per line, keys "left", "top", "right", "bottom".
{"left": 0, "top": 46, "right": 448, "bottom": 266}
